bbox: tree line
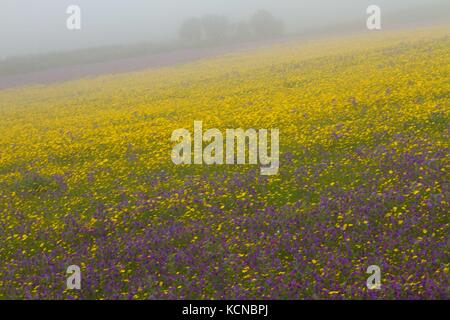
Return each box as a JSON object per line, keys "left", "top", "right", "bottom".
{"left": 179, "top": 10, "right": 284, "bottom": 43}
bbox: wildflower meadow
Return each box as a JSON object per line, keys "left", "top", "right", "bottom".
{"left": 0, "top": 26, "right": 448, "bottom": 299}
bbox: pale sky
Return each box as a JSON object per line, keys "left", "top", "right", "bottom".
{"left": 0, "top": 0, "right": 448, "bottom": 58}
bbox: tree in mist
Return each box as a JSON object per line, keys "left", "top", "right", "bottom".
{"left": 250, "top": 10, "right": 284, "bottom": 39}
{"left": 234, "top": 21, "right": 253, "bottom": 41}
{"left": 201, "top": 15, "right": 230, "bottom": 41}
{"left": 179, "top": 18, "right": 203, "bottom": 42}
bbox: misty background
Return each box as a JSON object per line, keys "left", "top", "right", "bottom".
{"left": 1, "top": 0, "right": 449, "bottom": 60}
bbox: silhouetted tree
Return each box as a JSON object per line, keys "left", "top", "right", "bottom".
{"left": 235, "top": 21, "right": 253, "bottom": 40}
{"left": 201, "top": 15, "right": 229, "bottom": 41}
{"left": 250, "top": 10, "right": 284, "bottom": 39}
{"left": 179, "top": 18, "right": 203, "bottom": 42}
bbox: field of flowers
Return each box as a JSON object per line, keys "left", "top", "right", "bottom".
{"left": 0, "top": 26, "right": 448, "bottom": 299}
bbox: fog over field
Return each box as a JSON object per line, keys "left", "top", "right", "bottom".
{"left": 0, "top": 0, "right": 449, "bottom": 59}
